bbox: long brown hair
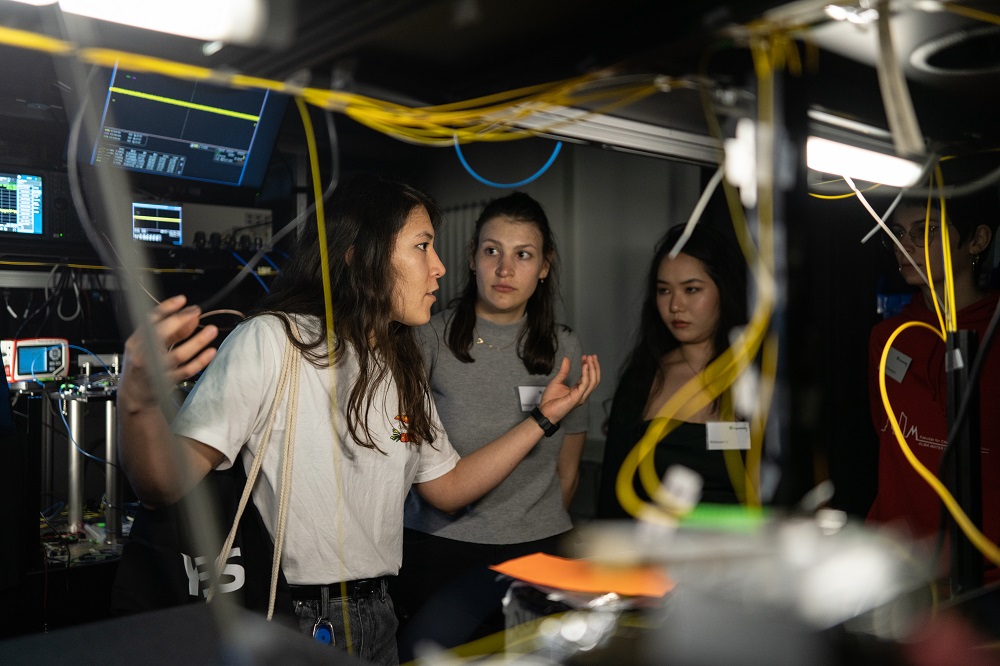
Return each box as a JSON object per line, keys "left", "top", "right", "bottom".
{"left": 446, "top": 192, "right": 561, "bottom": 374}
{"left": 252, "top": 173, "right": 441, "bottom": 450}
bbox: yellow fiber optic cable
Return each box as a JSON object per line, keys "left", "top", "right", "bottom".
{"left": 921, "top": 180, "right": 949, "bottom": 337}
{"left": 0, "top": 259, "right": 203, "bottom": 274}
{"left": 618, "top": 314, "right": 767, "bottom": 517}
{"left": 808, "top": 182, "right": 883, "bottom": 200}
{"left": 0, "top": 25, "right": 72, "bottom": 55}
{"left": 618, "top": 290, "right": 772, "bottom": 518}
{"left": 631, "top": 294, "right": 771, "bottom": 505}
{"left": 879, "top": 323, "right": 1000, "bottom": 568}
{"left": 338, "top": 81, "right": 661, "bottom": 146}
{"left": 808, "top": 191, "right": 858, "bottom": 200}
{"left": 295, "top": 96, "right": 356, "bottom": 654}
{"left": 934, "top": 167, "right": 958, "bottom": 332}
{"left": 944, "top": 3, "right": 1000, "bottom": 27}
{"left": 744, "top": 331, "right": 779, "bottom": 508}
{"left": 632, "top": 33, "right": 788, "bottom": 518}
{"left": 0, "top": 26, "right": 668, "bottom": 154}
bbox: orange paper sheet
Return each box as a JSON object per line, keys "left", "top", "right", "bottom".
{"left": 489, "top": 553, "right": 674, "bottom": 598}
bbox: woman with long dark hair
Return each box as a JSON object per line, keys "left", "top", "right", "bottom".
{"left": 394, "top": 192, "right": 592, "bottom": 658}
{"left": 116, "top": 175, "right": 600, "bottom": 664}
{"left": 596, "top": 223, "right": 747, "bottom": 518}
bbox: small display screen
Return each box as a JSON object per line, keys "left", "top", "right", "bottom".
{"left": 0, "top": 171, "right": 43, "bottom": 235}
{"left": 17, "top": 345, "right": 51, "bottom": 376}
{"left": 132, "top": 202, "right": 182, "bottom": 245}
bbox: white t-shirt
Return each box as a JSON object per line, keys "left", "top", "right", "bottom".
{"left": 172, "top": 314, "right": 459, "bottom": 584}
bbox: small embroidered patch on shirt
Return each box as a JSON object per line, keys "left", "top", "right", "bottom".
{"left": 390, "top": 414, "right": 411, "bottom": 443}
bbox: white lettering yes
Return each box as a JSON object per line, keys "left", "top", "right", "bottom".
{"left": 182, "top": 547, "right": 246, "bottom": 598}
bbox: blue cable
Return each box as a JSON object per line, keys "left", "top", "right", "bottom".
{"left": 453, "top": 137, "right": 563, "bottom": 189}
{"left": 69, "top": 344, "right": 112, "bottom": 376}
{"left": 261, "top": 252, "right": 281, "bottom": 272}
{"left": 28, "top": 357, "right": 45, "bottom": 387}
{"left": 41, "top": 501, "right": 65, "bottom": 520}
{"left": 231, "top": 251, "right": 270, "bottom": 293}
{"left": 56, "top": 395, "right": 119, "bottom": 470}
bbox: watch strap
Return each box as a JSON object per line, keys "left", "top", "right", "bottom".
{"left": 529, "top": 406, "right": 560, "bottom": 437}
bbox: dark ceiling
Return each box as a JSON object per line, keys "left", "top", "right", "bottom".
{"left": 3, "top": 0, "right": 1000, "bottom": 167}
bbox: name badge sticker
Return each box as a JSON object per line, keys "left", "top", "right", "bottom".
{"left": 885, "top": 347, "right": 912, "bottom": 384}
{"left": 707, "top": 421, "right": 751, "bottom": 451}
{"left": 518, "top": 386, "right": 545, "bottom": 412}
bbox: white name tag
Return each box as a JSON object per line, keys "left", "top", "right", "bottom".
{"left": 706, "top": 421, "right": 751, "bottom": 450}
{"left": 518, "top": 385, "right": 545, "bottom": 412}
{"left": 885, "top": 347, "right": 912, "bottom": 384}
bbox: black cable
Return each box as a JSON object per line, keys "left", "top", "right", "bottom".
{"left": 932, "top": 294, "right": 1000, "bottom": 569}
{"left": 13, "top": 268, "right": 66, "bottom": 338}
{"left": 944, "top": 297, "right": 1000, "bottom": 448}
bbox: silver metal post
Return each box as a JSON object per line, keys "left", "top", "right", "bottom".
{"left": 67, "top": 397, "right": 84, "bottom": 533}
{"left": 104, "top": 398, "right": 119, "bottom": 543}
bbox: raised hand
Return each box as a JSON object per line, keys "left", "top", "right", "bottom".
{"left": 537, "top": 354, "right": 601, "bottom": 424}
{"left": 120, "top": 295, "right": 219, "bottom": 412}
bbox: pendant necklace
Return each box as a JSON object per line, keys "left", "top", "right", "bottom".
{"left": 475, "top": 329, "right": 517, "bottom": 351}
{"left": 678, "top": 351, "right": 706, "bottom": 378}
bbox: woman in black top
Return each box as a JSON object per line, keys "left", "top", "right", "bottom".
{"left": 597, "top": 223, "right": 747, "bottom": 518}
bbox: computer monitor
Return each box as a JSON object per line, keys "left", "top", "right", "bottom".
{"left": 90, "top": 66, "right": 288, "bottom": 188}
{"left": 132, "top": 202, "right": 182, "bottom": 246}
{"left": 0, "top": 170, "right": 43, "bottom": 236}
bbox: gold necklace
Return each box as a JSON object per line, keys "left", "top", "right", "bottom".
{"left": 683, "top": 357, "right": 704, "bottom": 376}
{"left": 474, "top": 329, "right": 517, "bottom": 351}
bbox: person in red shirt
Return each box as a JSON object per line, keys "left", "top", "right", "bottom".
{"left": 868, "top": 187, "right": 998, "bottom": 585}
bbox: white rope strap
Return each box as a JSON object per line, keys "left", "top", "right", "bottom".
{"left": 267, "top": 320, "right": 300, "bottom": 618}
{"left": 208, "top": 318, "right": 301, "bottom": 619}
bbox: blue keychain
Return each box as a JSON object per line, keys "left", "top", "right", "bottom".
{"left": 312, "top": 618, "right": 335, "bottom": 645}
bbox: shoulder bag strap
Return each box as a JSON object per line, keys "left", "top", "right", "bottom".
{"left": 208, "top": 317, "right": 301, "bottom": 620}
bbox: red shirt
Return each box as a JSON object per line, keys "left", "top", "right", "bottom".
{"left": 868, "top": 292, "right": 999, "bottom": 580}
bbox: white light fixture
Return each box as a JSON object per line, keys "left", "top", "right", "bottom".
{"left": 8, "top": 0, "right": 58, "bottom": 5}
{"left": 823, "top": 4, "right": 879, "bottom": 25}
{"left": 806, "top": 136, "right": 923, "bottom": 187}
{"left": 55, "top": 0, "right": 269, "bottom": 44}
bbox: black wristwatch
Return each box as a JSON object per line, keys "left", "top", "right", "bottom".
{"left": 529, "top": 407, "right": 560, "bottom": 437}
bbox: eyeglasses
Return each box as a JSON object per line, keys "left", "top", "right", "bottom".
{"left": 881, "top": 224, "right": 940, "bottom": 250}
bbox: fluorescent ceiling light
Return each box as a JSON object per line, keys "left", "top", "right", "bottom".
{"left": 56, "top": 0, "right": 268, "bottom": 44}
{"left": 806, "top": 136, "right": 923, "bottom": 187}
{"left": 8, "top": 0, "right": 58, "bottom": 5}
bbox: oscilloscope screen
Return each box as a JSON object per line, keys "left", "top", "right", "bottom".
{"left": 0, "top": 171, "right": 43, "bottom": 236}
{"left": 90, "top": 67, "right": 288, "bottom": 188}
